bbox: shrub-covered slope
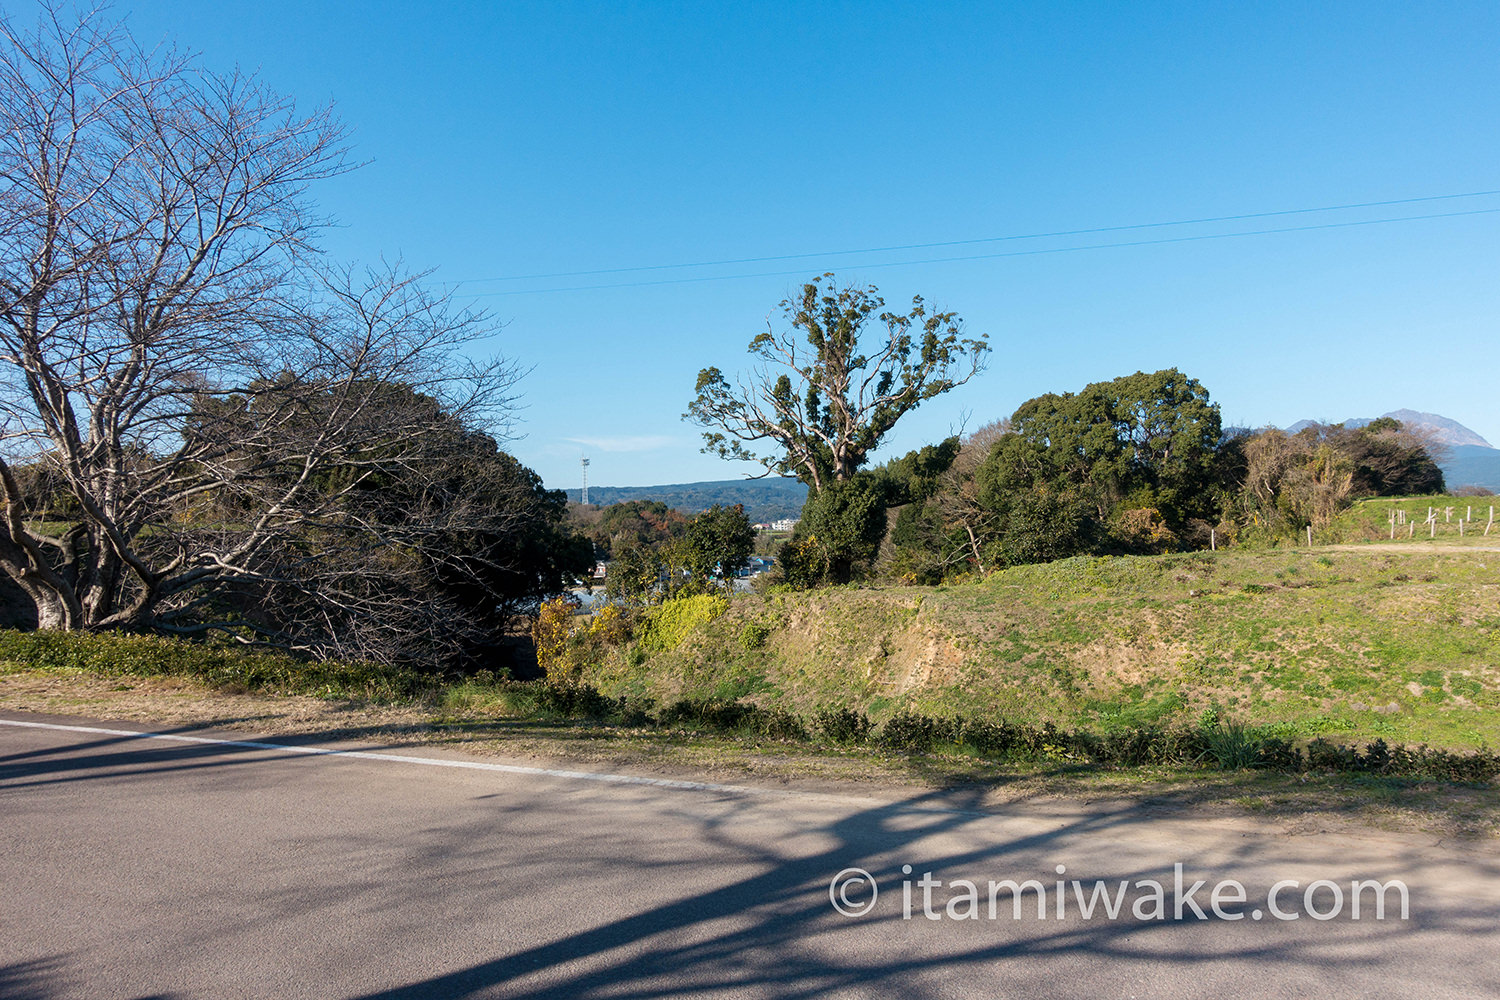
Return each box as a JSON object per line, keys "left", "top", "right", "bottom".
{"left": 580, "top": 548, "right": 1500, "bottom": 748}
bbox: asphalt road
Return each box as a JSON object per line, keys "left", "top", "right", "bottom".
{"left": 1, "top": 710, "right": 1496, "bottom": 999}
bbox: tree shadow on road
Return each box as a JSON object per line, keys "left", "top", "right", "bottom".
{"left": 2, "top": 719, "right": 1496, "bottom": 999}
{"left": 321, "top": 776, "right": 1495, "bottom": 1000}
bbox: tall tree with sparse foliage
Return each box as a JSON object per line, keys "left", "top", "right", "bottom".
{"left": 688, "top": 275, "right": 987, "bottom": 586}
{"left": 686, "top": 274, "right": 989, "bottom": 492}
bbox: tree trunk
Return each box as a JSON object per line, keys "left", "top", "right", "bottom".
{"left": 0, "top": 531, "right": 83, "bottom": 630}
{"left": 30, "top": 586, "right": 73, "bottom": 630}
{"left": 827, "top": 556, "right": 854, "bottom": 585}
{"left": 3, "top": 570, "right": 78, "bottom": 630}
{"left": 964, "top": 523, "right": 986, "bottom": 574}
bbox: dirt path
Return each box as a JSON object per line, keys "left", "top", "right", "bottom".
{"left": 1323, "top": 542, "right": 1500, "bottom": 553}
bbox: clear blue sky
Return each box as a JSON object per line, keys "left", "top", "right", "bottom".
{"left": 28, "top": 1, "right": 1500, "bottom": 488}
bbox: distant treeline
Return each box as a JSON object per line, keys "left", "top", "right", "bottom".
{"left": 566, "top": 370, "right": 1455, "bottom": 593}
{"left": 566, "top": 479, "right": 808, "bottom": 524}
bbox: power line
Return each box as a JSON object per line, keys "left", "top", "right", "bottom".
{"left": 447, "top": 188, "right": 1500, "bottom": 286}
{"left": 462, "top": 206, "right": 1500, "bottom": 297}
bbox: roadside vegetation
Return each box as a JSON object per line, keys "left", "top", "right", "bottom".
{"left": 6, "top": 538, "right": 1497, "bottom": 785}
{"left": 0, "top": 630, "right": 430, "bottom": 703}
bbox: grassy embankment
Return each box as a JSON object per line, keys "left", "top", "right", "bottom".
{"left": 3, "top": 513, "right": 1496, "bottom": 754}
{"left": 574, "top": 532, "right": 1498, "bottom": 752}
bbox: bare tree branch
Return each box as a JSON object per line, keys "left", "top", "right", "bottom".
{"left": 0, "top": 6, "right": 555, "bottom": 663}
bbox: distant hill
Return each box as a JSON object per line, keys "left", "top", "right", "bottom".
{"left": 567, "top": 478, "right": 808, "bottom": 523}
{"left": 1445, "top": 445, "right": 1500, "bottom": 492}
{"left": 1282, "top": 410, "right": 1498, "bottom": 492}
{"left": 1381, "top": 410, "right": 1493, "bottom": 449}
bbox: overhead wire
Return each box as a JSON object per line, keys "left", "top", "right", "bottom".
{"left": 458, "top": 205, "right": 1500, "bottom": 297}
{"left": 444, "top": 188, "right": 1500, "bottom": 289}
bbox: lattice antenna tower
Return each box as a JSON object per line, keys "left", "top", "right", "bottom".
{"left": 580, "top": 456, "right": 590, "bottom": 506}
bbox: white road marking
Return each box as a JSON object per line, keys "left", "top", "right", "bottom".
{"left": 0, "top": 716, "right": 765, "bottom": 796}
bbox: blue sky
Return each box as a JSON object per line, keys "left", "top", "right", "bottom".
{"left": 26, "top": 1, "right": 1500, "bottom": 488}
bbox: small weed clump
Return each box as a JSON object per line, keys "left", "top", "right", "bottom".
{"left": 738, "top": 621, "right": 772, "bottom": 651}
{"left": 1198, "top": 721, "right": 1266, "bottom": 770}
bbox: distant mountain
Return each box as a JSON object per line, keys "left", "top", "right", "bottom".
{"left": 1281, "top": 410, "right": 1498, "bottom": 491}
{"left": 1380, "top": 410, "right": 1492, "bottom": 449}
{"left": 566, "top": 478, "right": 808, "bottom": 524}
{"left": 1288, "top": 410, "right": 1492, "bottom": 449}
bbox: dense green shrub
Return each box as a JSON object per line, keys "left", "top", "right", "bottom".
{"left": 878, "top": 711, "right": 948, "bottom": 753}
{"left": 753, "top": 708, "right": 809, "bottom": 741}
{"left": 658, "top": 697, "right": 808, "bottom": 740}
{"left": 1301, "top": 737, "right": 1500, "bottom": 781}
{"left": 660, "top": 697, "right": 754, "bottom": 730}
{"left": 789, "top": 476, "right": 890, "bottom": 585}
{"left": 530, "top": 680, "right": 617, "bottom": 719}
{"left": 637, "top": 594, "right": 728, "bottom": 652}
{"left": 1306, "top": 737, "right": 1360, "bottom": 771}
{"left": 813, "top": 707, "right": 874, "bottom": 745}
{"left": 1254, "top": 737, "right": 1303, "bottom": 772}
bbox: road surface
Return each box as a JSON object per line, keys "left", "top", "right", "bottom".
{"left": 1, "top": 711, "right": 1495, "bottom": 999}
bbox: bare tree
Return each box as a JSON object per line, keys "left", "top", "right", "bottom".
{"left": 1236, "top": 421, "right": 1440, "bottom": 536}
{"left": 928, "top": 418, "right": 1009, "bottom": 572}
{"left": 0, "top": 6, "right": 533, "bottom": 657}
{"left": 1238, "top": 428, "right": 1353, "bottom": 531}
{"left": 687, "top": 274, "right": 989, "bottom": 493}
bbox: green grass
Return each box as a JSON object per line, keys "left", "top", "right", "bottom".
{"left": 571, "top": 546, "right": 1500, "bottom": 750}
{"left": 1326, "top": 494, "right": 1500, "bottom": 545}
{"left": 0, "top": 629, "right": 429, "bottom": 702}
